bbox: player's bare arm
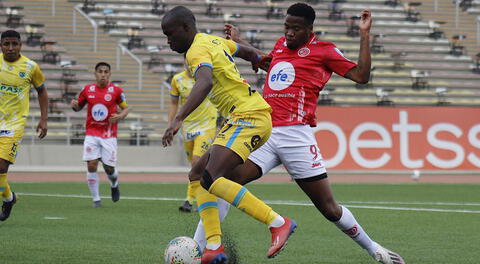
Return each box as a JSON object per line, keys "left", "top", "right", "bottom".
{"left": 344, "top": 9, "right": 372, "bottom": 84}
{"left": 70, "top": 99, "right": 84, "bottom": 112}
{"left": 109, "top": 105, "right": 130, "bottom": 124}
{"left": 36, "top": 86, "right": 48, "bottom": 139}
{"left": 162, "top": 66, "right": 212, "bottom": 147}
{"left": 167, "top": 96, "right": 179, "bottom": 125}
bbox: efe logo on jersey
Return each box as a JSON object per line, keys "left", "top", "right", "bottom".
{"left": 91, "top": 104, "right": 109, "bottom": 121}
{"left": 268, "top": 62, "right": 295, "bottom": 91}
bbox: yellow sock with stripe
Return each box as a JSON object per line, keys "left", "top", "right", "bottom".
{"left": 209, "top": 177, "right": 279, "bottom": 226}
{"left": 186, "top": 181, "right": 199, "bottom": 204}
{"left": 0, "top": 173, "right": 12, "bottom": 201}
{"left": 195, "top": 183, "right": 222, "bottom": 246}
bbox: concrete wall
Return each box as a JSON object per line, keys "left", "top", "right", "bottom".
{"left": 11, "top": 144, "right": 188, "bottom": 172}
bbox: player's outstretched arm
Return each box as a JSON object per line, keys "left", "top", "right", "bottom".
{"left": 36, "top": 85, "right": 48, "bottom": 139}
{"left": 162, "top": 66, "right": 213, "bottom": 147}
{"left": 344, "top": 9, "right": 372, "bottom": 84}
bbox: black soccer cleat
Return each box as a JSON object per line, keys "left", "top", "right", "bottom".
{"left": 178, "top": 200, "right": 193, "bottom": 212}
{"left": 111, "top": 185, "right": 120, "bottom": 202}
{"left": 0, "top": 192, "right": 17, "bottom": 221}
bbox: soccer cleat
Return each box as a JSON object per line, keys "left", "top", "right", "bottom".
{"left": 0, "top": 192, "right": 17, "bottom": 221}
{"left": 267, "top": 216, "right": 297, "bottom": 258}
{"left": 179, "top": 200, "right": 193, "bottom": 212}
{"left": 111, "top": 186, "right": 120, "bottom": 202}
{"left": 93, "top": 200, "right": 102, "bottom": 208}
{"left": 201, "top": 245, "right": 228, "bottom": 264}
{"left": 374, "top": 246, "right": 405, "bottom": 264}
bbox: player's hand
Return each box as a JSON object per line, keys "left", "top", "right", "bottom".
{"left": 109, "top": 113, "right": 122, "bottom": 124}
{"left": 162, "top": 118, "right": 182, "bottom": 147}
{"left": 36, "top": 119, "right": 48, "bottom": 139}
{"left": 255, "top": 55, "right": 272, "bottom": 72}
{"left": 224, "top": 24, "right": 240, "bottom": 41}
{"left": 358, "top": 10, "right": 372, "bottom": 33}
{"left": 70, "top": 99, "right": 79, "bottom": 111}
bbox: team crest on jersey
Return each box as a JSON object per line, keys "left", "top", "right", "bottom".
{"left": 108, "top": 86, "right": 114, "bottom": 93}
{"left": 91, "top": 104, "right": 109, "bottom": 121}
{"left": 19, "top": 72, "right": 25, "bottom": 78}
{"left": 104, "top": 94, "right": 112, "bottom": 101}
{"left": 298, "top": 47, "right": 310, "bottom": 57}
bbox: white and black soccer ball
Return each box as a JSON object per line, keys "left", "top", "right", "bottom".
{"left": 164, "top": 236, "right": 202, "bottom": 264}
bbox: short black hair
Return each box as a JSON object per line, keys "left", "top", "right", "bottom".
{"left": 95, "top": 62, "right": 111, "bottom": 71}
{"left": 1, "top": 30, "right": 21, "bottom": 40}
{"left": 163, "top": 6, "right": 196, "bottom": 27}
{"left": 287, "top": 3, "right": 316, "bottom": 26}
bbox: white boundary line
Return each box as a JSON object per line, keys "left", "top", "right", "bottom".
{"left": 18, "top": 192, "right": 480, "bottom": 214}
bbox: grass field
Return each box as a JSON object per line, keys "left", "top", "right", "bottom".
{"left": 1, "top": 181, "right": 479, "bottom": 264}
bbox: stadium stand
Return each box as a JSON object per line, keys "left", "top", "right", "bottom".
{"left": 3, "top": 0, "right": 480, "bottom": 146}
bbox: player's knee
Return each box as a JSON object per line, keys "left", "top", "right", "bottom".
{"left": 323, "top": 201, "right": 342, "bottom": 222}
{"left": 104, "top": 166, "right": 115, "bottom": 176}
{"left": 188, "top": 169, "right": 201, "bottom": 182}
{"left": 200, "top": 170, "right": 214, "bottom": 190}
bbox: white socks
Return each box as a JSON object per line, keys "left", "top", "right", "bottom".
{"left": 87, "top": 172, "right": 100, "bottom": 201}
{"left": 268, "top": 215, "right": 285, "bottom": 228}
{"left": 334, "top": 205, "right": 378, "bottom": 256}
{"left": 194, "top": 198, "right": 230, "bottom": 251}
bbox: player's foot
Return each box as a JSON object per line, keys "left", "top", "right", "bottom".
{"left": 93, "top": 200, "right": 102, "bottom": 208}
{"left": 0, "top": 192, "right": 17, "bottom": 221}
{"left": 267, "top": 216, "right": 297, "bottom": 258}
{"left": 111, "top": 185, "right": 120, "bottom": 202}
{"left": 201, "top": 245, "right": 228, "bottom": 264}
{"left": 373, "top": 245, "right": 405, "bottom": 264}
{"left": 179, "top": 200, "right": 193, "bottom": 212}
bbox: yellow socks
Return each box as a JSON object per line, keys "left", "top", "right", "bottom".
{"left": 195, "top": 181, "right": 222, "bottom": 246}
{"left": 186, "top": 181, "right": 199, "bottom": 204}
{"left": 209, "top": 177, "right": 279, "bottom": 226}
{"left": 0, "top": 173, "right": 12, "bottom": 200}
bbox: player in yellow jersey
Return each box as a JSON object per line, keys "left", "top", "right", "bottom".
{"left": 161, "top": 6, "right": 296, "bottom": 264}
{"left": 168, "top": 59, "right": 218, "bottom": 212}
{"left": 0, "top": 30, "right": 49, "bottom": 221}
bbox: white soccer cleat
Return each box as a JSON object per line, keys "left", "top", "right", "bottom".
{"left": 374, "top": 246, "right": 405, "bottom": 264}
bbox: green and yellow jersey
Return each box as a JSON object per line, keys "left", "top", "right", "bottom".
{"left": 170, "top": 70, "right": 217, "bottom": 140}
{"left": 0, "top": 54, "right": 45, "bottom": 134}
{"left": 185, "top": 33, "right": 271, "bottom": 118}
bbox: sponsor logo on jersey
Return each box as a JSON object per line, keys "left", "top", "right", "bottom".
{"left": 298, "top": 47, "right": 310, "bottom": 57}
{"left": 104, "top": 94, "right": 112, "bottom": 101}
{"left": 0, "top": 130, "right": 14, "bottom": 137}
{"left": 108, "top": 86, "right": 114, "bottom": 93}
{"left": 268, "top": 62, "right": 295, "bottom": 91}
{"left": 0, "top": 84, "right": 22, "bottom": 94}
{"left": 89, "top": 85, "right": 95, "bottom": 92}
{"left": 19, "top": 72, "right": 25, "bottom": 78}
{"left": 88, "top": 95, "right": 95, "bottom": 98}
{"left": 91, "top": 104, "right": 109, "bottom": 121}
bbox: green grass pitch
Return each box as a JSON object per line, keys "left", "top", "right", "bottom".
{"left": 1, "top": 181, "right": 479, "bottom": 263}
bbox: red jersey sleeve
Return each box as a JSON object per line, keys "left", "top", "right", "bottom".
{"left": 322, "top": 43, "right": 357, "bottom": 77}
{"left": 77, "top": 86, "right": 88, "bottom": 108}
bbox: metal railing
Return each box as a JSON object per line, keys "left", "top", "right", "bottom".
{"left": 116, "top": 43, "right": 143, "bottom": 90}
{"left": 72, "top": 4, "right": 98, "bottom": 52}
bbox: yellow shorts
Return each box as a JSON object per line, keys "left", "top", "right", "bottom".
{"left": 183, "top": 128, "right": 216, "bottom": 162}
{"left": 214, "top": 110, "right": 272, "bottom": 162}
{"left": 0, "top": 131, "right": 23, "bottom": 164}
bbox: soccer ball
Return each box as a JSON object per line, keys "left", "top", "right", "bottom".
{"left": 164, "top": 236, "right": 202, "bottom": 264}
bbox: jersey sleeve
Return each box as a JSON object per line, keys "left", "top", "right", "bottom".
{"left": 322, "top": 44, "right": 357, "bottom": 77}
{"left": 116, "top": 87, "right": 128, "bottom": 108}
{"left": 31, "top": 63, "right": 46, "bottom": 90}
{"left": 170, "top": 75, "right": 180, "bottom": 97}
{"left": 77, "top": 86, "right": 87, "bottom": 107}
{"left": 222, "top": 38, "right": 238, "bottom": 56}
{"left": 186, "top": 44, "right": 213, "bottom": 78}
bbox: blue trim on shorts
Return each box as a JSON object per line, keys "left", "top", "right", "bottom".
{"left": 198, "top": 201, "right": 218, "bottom": 212}
{"left": 232, "top": 187, "right": 247, "bottom": 207}
{"left": 226, "top": 126, "right": 243, "bottom": 148}
{"left": 0, "top": 187, "right": 5, "bottom": 191}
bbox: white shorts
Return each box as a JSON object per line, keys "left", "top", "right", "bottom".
{"left": 82, "top": 135, "right": 118, "bottom": 167}
{"left": 248, "top": 125, "right": 327, "bottom": 180}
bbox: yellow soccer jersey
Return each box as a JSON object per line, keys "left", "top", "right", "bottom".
{"left": 170, "top": 70, "right": 217, "bottom": 137}
{"left": 0, "top": 54, "right": 45, "bottom": 132}
{"left": 186, "top": 33, "right": 271, "bottom": 118}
